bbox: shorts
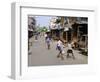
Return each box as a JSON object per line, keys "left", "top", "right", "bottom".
{"left": 67, "top": 49, "right": 73, "bottom": 53}
{"left": 57, "top": 46, "right": 62, "bottom": 52}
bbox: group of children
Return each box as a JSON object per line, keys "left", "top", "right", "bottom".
{"left": 44, "top": 33, "right": 75, "bottom": 60}
{"left": 56, "top": 39, "right": 75, "bottom": 60}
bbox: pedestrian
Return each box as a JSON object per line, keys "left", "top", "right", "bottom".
{"left": 66, "top": 41, "right": 75, "bottom": 59}
{"left": 56, "top": 38, "right": 64, "bottom": 60}
{"left": 44, "top": 33, "right": 47, "bottom": 43}
{"left": 46, "top": 36, "right": 51, "bottom": 50}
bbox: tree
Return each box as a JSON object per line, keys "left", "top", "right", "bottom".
{"left": 42, "top": 26, "right": 48, "bottom": 32}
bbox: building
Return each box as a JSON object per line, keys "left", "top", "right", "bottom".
{"left": 62, "top": 17, "right": 88, "bottom": 49}
{"left": 49, "top": 16, "right": 88, "bottom": 49}
{"left": 28, "top": 16, "right": 36, "bottom": 38}
{"left": 60, "top": 17, "right": 88, "bottom": 42}
{"left": 49, "top": 17, "right": 64, "bottom": 40}
{"left": 28, "top": 16, "right": 36, "bottom": 50}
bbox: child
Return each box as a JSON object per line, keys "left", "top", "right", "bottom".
{"left": 67, "top": 41, "right": 75, "bottom": 59}
{"left": 56, "top": 39, "right": 64, "bottom": 60}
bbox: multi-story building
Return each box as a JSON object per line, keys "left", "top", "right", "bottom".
{"left": 62, "top": 17, "right": 88, "bottom": 49}
{"left": 49, "top": 17, "right": 64, "bottom": 40}
{"left": 28, "top": 16, "right": 36, "bottom": 38}
{"left": 49, "top": 16, "right": 88, "bottom": 49}
{"left": 28, "top": 16, "right": 36, "bottom": 51}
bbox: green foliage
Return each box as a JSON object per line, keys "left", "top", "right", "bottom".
{"left": 41, "top": 26, "right": 47, "bottom": 32}
{"left": 37, "top": 26, "right": 48, "bottom": 32}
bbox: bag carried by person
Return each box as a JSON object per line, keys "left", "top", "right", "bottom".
{"left": 62, "top": 50, "right": 65, "bottom": 54}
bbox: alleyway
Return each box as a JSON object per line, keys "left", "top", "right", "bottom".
{"left": 28, "top": 36, "right": 88, "bottom": 66}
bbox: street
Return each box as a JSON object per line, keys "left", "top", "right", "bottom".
{"left": 28, "top": 35, "right": 88, "bottom": 66}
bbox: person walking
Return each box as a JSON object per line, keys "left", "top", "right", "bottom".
{"left": 56, "top": 39, "right": 64, "bottom": 60}
{"left": 46, "top": 36, "right": 51, "bottom": 50}
{"left": 44, "top": 33, "right": 47, "bottom": 43}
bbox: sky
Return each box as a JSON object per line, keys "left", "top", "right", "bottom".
{"left": 36, "top": 16, "right": 53, "bottom": 28}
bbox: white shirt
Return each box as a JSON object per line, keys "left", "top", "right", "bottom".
{"left": 68, "top": 43, "right": 72, "bottom": 49}
{"left": 44, "top": 34, "right": 47, "bottom": 38}
{"left": 57, "top": 40, "right": 62, "bottom": 46}
{"left": 57, "top": 40, "right": 64, "bottom": 50}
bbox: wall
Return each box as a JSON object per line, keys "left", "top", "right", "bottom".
{"left": 0, "top": 0, "right": 100, "bottom": 81}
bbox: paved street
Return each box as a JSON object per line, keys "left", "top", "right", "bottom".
{"left": 28, "top": 36, "right": 88, "bottom": 66}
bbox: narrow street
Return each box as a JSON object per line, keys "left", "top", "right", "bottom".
{"left": 28, "top": 36, "right": 88, "bottom": 66}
